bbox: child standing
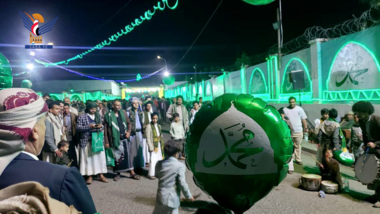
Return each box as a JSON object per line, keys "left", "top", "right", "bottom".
{"left": 153, "top": 140, "right": 194, "bottom": 214}
{"left": 56, "top": 140, "right": 72, "bottom": 166}
{"left": 170, "top": 113, "right": 186, "bottom": 160}
{"left": 145, "top": 112, "right": 164, "bottom": 180}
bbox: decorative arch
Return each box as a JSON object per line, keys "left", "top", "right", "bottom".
{"left": 248, "top": 68, "right": 267, "bottom": 94}
{"left": 206, "top": 82, "right": 213, "bottom": 96}
{"left": 198, "top": 84, "right": 203, "bottom": 97}
{"left": 181, "top": 86, "right": 187, "bottom": 100}
{"left": 281, "top": 58, "right": 312, "bottom": 94}
{"left": 192, "top": 85, "right": 196, "bottom": 99}
{"left": 326, "top": 41, "right": 380, "bottom": 91}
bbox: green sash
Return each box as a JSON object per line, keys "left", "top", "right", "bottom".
{"left": 105, "top": 110, "right": 127, "bottom": 148}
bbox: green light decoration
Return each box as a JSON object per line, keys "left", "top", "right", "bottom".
{"left": 163, "top": 75, "right": 175, "bottom": 85}
{"left": 204, "top": 81, "right": 213, "bottom": 101}
{"left": 242, "top": 0, "right": 275, "bottom": 6}
{"left": 35, "top": 0, "right": 179, "bottom": 67}
{"left": 0, "top": 52, "right": 13, "bottom": 89}
{"left": 13, "top": 71, "right": 29, "bottom": 77}
{"left": 240, "top": 67, "right": 247, "bottom": 94}
{"left": 186, "top": 94, "right": 293, "bottom": 214}
{"left": 21, "top": 79, "right": 32, "bottom": 89}
{"left": 324, "top": 89, "right": 380, "bottom": 101}
{"left": 198, "top": 81, "right": 204, "bottom": 97}
{"left": 37, "top": 91, "right": 120, "bottom": 102}
{"left": 136, "top": 73, "right": 142, "bottom": 81}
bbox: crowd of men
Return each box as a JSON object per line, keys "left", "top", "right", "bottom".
{"left": 0, "top": 88, "right": 203, "bottom": 213}
{"left": 1, "top": 88, "right": 380, "bottom": 213}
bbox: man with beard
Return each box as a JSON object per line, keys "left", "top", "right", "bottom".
{"left": 63, "top": 103, "right": 78, "bottom": 168}
{"left": 104, "top": 100, "right": 139, "bottom": 181}
{"left": 43, "top": 100, "right": 66, "bottom": 163}
{"left": 63, "top": 97, "right": 79, "bottom": 116}
{"left": 283, "top": 96, "right": 308, "bottom": 165}
{"left": 166, "top": 95, "right": 189, "bottom": 132}
{"left": 125, "top": 97, "right": 145, "bottom": 179}
{"left": 352, "top": 101, "right": 380, "bottom": 208}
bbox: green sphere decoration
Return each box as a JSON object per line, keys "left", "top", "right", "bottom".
{"left": 186, "top": 94, "right": 293, "bottom": 214}
{"left": 333, "top": 150, "right": 354, "bottom": 166}
{"left": 242, "top": 0, "right": 275, "bottom": 6}
{"left": 163, "top": 76, "right": 175, "bottom": 85}
{"left": 0, "top": 52, "right": 13, "bottom": 89}
{"left": 21, "top": 79, "right": 33, "bottom": 89}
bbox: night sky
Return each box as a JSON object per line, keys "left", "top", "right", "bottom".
{"left": 0, "top": 0, "right": 370, "bottom": 87}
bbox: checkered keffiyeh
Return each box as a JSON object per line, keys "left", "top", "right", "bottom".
{"left": 0, "top": 88, "right": 48, "bottom": 175}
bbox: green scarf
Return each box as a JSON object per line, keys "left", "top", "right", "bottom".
{"left": 328, "top": 118, "right": 346, "bottom": 148}
{"left": 151, "top": 123, "right": 164, "bottom": 158}
{"left": 105, "top": 110, "right": 127, "bottom": 148}
{"left": 151, "top": 123, "right": 161, "bottom": 149}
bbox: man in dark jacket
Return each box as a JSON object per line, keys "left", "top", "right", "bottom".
{"left": 63, "top": 103, "right": 78, "bottom": 168}
{"left": 353, "top": 101, "right": 380, "bottom": 208}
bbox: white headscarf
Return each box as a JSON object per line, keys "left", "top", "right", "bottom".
{"left": 0, "top": 88, "right": 48, "bottom": 175}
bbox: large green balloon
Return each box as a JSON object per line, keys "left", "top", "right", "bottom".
{"left": 21, "top": 79, "right": 33, "bottom": 89}
{"left": 0, "top": 52, "right": 13, "bottom": 89}
{"left": 242, "top": 0, "right": 275, "bottom": 5}
{"left": 163, "top": 76, "right": 175, "bottom": 85}
{"left": 186, "top": 94, "right": 293, "bottom": 214}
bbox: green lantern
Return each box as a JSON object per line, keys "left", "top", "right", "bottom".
{"left": 163, "top": 76, "right": 175, "bottom": 85}
{"left": 0, "top": 52, "right": 13, "bottom": 89}
{"left": 21, "top": 79, "right": 33, "bottom": 89}
{"left": 186, "top": 94, "right": 293, "bottom": 214}
{"left": 242, "top": 0, "right": 275, "bottom": 6}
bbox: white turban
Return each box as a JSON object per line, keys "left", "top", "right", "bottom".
{"left": 0, "top": 88, "right": 48, "bottom": 175}
{"left": 131, "top": 97, "right": 140, "bottom": 103}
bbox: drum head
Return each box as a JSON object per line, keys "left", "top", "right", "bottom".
{"left": 301, "top": 174, "right": 321, "bottom": 179}
{"left": 321, "top": 180, "right": 338, "bottom": 187}
{"left": 355, "top": 154, "right": 379, "bottom": 184}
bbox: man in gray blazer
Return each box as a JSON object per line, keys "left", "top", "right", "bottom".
{"left": 153, "top": 140, "right": 194, "bottom": 214}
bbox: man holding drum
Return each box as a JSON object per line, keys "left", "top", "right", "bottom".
{"left": 352, "top": 101, "right": 380, "bottom": 208}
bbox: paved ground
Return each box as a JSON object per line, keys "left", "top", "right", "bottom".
{"left": 87, "top": 125, "right": 377, "bottom": 214}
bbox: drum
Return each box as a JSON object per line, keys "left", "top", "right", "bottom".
{"left": 355, "top": 154, "right": 380, "bottom": 185}
{"left": 299, "top": 174, "right": 321, "bottom": 191}
{"left": 321, "top": 180, "right": 338, "bottom": 194}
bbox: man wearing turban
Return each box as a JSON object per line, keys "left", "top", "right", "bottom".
{"left": 0, "top": 88, "right": 96, "bottom": 214}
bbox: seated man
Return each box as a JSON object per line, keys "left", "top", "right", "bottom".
{"left": 0, "top": 88, "right": 96, "bottom": 214}
{"left": 319, "top": 149, "right": 343, "bottom": 189}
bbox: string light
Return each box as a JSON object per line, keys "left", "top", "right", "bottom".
{"left": 34, "top": 56, "right": 165, "bottom": 82}
{"left": 35, "top": 0, "right": 179, "bottom": 67}
{"left": 13, "top": 71, "right": 29, "bottom": 76}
